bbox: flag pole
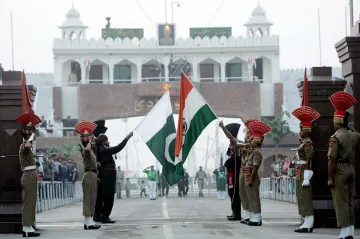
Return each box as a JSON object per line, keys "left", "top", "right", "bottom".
{"left": 349, "top": 0, "right": 354, "bottom": 27}
{"left": 345, "top": 5, "right": 348, "bottom": 36}
{"left": 317, "top": 8, "right": 322, "bottom": 66}
{"left": 10, "top": 11, "right": 15, "bottom": 71}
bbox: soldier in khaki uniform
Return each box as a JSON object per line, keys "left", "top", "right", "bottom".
{"left": 328, "top": 92, "right": 358, "bottom": 239}
{"left": 245, "top": 120, "right": 271, "bottom": 226}
{"left": 116, "top": 166, "right": 125, "bottom": 199}
{"left": 75, "top": 121, "right": 101, "bottom": 230}
{"left": 292, "top": 106, "right": 321, "bottom": 233}
{"left": 16, "top": 113, "right": 42, "bottom": 237}
{"left": 239, "top": 119, "right": 257, "bottom": 224}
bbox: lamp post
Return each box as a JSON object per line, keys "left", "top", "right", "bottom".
{"left": 172, "top": 2, "right": 180, "bottom": 23}
{"left": 122, "top": 118, "right": 128, "bottom": 170}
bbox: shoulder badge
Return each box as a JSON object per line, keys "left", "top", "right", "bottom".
{"left": 328, "top": 137, "right": 337, "bottom": 148}
{"left": 305, "top": 141, "right": 312, "bottom": 151}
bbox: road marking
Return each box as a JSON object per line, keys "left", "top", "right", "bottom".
{"left": 162, "top": 197, "right": 174, "bottom": 239}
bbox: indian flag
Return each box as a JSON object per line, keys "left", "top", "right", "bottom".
{"left": 175, "top": 73, "right": 217, "bottom": 166}
{"left": 135, "top": 91, "right": 183, "bottom": 186}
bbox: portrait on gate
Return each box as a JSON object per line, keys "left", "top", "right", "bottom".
{"left": 158, "top": 24, "right": 175, "bottom": 46}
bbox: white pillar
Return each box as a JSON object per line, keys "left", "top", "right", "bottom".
{"left": 80, "top": 63, "right": 86, "bottom": 84}
{"left": 137, "top": 63, "right": 142, "bottom": 83}
{"left": 109, "top": 65, "right": 114, "bottom": 84}
{"left": 192, "top": 57, "right": 198, "bottom": 82}
{"left": 221, "top": 63, "right": 226, "bottom": 82}
{"left": 164, "top": 56, "right": 170, "bottom": 82}
{"left": 54, "top": 59, "right": 63, "bottom": 86}
{"left": 271, "top": 53, "right": 280, "bottom": 83}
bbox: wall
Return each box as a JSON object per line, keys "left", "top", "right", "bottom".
{"left": 34, "top": 87, "right": 54, "bottom": 121}
{"left": 260, "top": 83, "right": 274, "bottom": 116}
{"left": 62, "top": 87, "right": 78, "bottom": 118}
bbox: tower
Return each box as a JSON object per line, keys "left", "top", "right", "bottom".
{"left": 244, "top": 4, "right": 273, "bottom": 37}
{"left": 59, "top": 5, "right": 87, "bottom": 40}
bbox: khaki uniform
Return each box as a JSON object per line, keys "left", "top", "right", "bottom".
{"left": 245, "top": 148, "right": 262, "bottom": 213}
{"left": 19, "top": 143, "right": 37, "bottom": 227}
{"left": 195, "top": 170, "right": 207, "bottom": 194}
{"left": 239, "top": 147, "right": 250, "bottom": 211}
{"left": 327, "top": 128, "right": 356, "bottom": 228}
{"left": 295, "top": 137, "right": 314, "bottom": 216}
{"left": 82, "top": 147, "right": 98, "bottom": 217}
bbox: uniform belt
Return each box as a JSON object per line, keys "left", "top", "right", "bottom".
{"left": 85, "top": 169, "right": 97, "bottom": 173}
{"left": 336, "top": 159, "right": 351, "bottom": 164}
{"left": 296, "top": 160, "right": 307, "bottom": 165}
{"left": 23, "top": 165, "right": 37, "bottom": 172}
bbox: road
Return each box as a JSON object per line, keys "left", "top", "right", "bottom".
{"left": 0, "top": 193, "right": 357, "bottom": 238}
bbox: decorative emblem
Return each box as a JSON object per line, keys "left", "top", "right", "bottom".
{"left": 4, "top": 129, "right": 17, "bottom": 137}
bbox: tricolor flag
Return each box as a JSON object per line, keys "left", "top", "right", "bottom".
{"left": 21, "top": 71, "right": 34, "bottom": 114}
{"left": 174, "top": 73, "right": 217, "bottom": 166}
{"left": 135, "top": 91, "right": 183, "bottom": 186}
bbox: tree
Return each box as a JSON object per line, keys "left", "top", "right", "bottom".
{"left": 263, "top": 111, "right": 293, "bottom": 161}
{"left": 46, "top": 142, "right": 81, "bottom": 159}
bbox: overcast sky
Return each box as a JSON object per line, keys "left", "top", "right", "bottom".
{"left": 0, "top": 0, "right": 358, "bottom": 73}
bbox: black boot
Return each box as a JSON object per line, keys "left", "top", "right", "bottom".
{"left": 240, "top": 218, "right": 250, "bottom": 224}
{"left": 294, "top": 227, "right": 313, "bottom": 233}
{"left": 84, "top": 224, "right": 101, "bottom": 230}
{"left": 22, "top": 231, "right": 40, "bottom": 237}
{"left": 93, "top": 217, "right": 102, "bottom": 223}
{"left": 102, "top": 218, "right": 116, "bottom": 223}
{"left": 248, "top": 220, "right": 262, "bottom": 226}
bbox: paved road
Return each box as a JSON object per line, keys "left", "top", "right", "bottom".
{"left": 0, "top": 194, "right": 358, "bottom": 238}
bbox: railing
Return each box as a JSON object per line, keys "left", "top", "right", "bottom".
{"left": 260, "top": 177, "right": 297, "bottom": 204}
{"left": 66, "top": 76, "right": 264, "bottom": 86}
{"left": 36, "top": 181, "right": 83, "bottom": 213}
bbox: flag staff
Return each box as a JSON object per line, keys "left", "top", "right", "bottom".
{"left": 317, "top": 8, "right": 322, "bottom": 66}
{"left": 10, "top": 11, "right": 14, "bottom": 71}
{"left": 345, "top": 5, "right": 348, "bottom": 36}
{"left": 349, "top": 0, "right": 354, "bottom": 27}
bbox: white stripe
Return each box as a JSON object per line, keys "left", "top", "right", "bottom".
{"left": 135, "top": 91, "right": 173, "bottom": 142}
{"left": 24, "top": 165, "right": 36, "bottom": 171}
{"left": 183, "top": 88, "right": 208, "bottom": 134}
{"left": 162, "top": 198, "right": 174, "bottom": 239}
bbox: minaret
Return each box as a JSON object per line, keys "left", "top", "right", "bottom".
{"left": 59, "top": 5, "right": 88, "bottom": 40}
{"left": 244, "top": 4, "right": 273, "bottom": 37}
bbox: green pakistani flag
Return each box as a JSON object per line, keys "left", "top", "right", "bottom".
{"left": 135, "top": 91, "right": 183, "bottom": 186}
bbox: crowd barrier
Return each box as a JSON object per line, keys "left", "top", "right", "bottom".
{"left": 35, "top": 177, "right": 297, "bottom": 213}
{"left": 36, "top": 181, "right": 83, "bottom": 213}
{"left": 260, "top": 177, "right": 297, "bottom": 204}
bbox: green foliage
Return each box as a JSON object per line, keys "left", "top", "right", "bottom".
{"left": 46, "top": 142, "right": 81, "bottom": 158}
{"left": 264, "top": 111, "right": 293, "bottom": 145}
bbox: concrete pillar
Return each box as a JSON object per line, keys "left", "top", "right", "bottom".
{"left": 137, "top": 60, "right": 142, "bottom": 83}
{"left": 271, "top": 54, "right": 280, "bottom": 83}
{"left": 109, "top": 65, "right": 114, "bottom": 84}
{"left": 80, "top": 63, "right": 86, "bottom": 84}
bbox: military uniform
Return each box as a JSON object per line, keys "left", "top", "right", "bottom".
{"left": 116, "top": 167, "right": 125, "bottom": 198}
{"left": 328, "top": 91, "right": 357, "bottom": 239}
{"left": 16, "top": 113, "right": 42, "bottom": 237}
{"left": 292, "top": 106, "right": 320, "bottom": 233}
{"left": 224, "top": 144, "right": 242, "bottom": 220}
{"left": 75, "top": 121, "right": 101, "bottom": 230}
{"left": 245, "top": 120, "right": 271, "bottom": 226}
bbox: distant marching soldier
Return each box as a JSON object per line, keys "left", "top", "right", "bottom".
{"left": 291, "top": 106, "right": 321, "bottom": 233}
{"left": 219, "top": 122, "right": 244, "bottom": 221}
{"left": 16, "top": 113, "right": 42, "bottom": 237}
{"left": 245, "top": 120, "right": 271, "bottom": 226}
{"left": 239, "top": 119, "right": 257, "bottom": 224}
{"left": 194, "top": 166, "right": 207, "bottom": 197}
{"left": 328, "top": 92, "right": 359, "bottom": 239}
{"left": 75, "top": 121, "right": 101, "bottom": 230}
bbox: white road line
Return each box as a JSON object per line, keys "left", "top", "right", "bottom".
{"left": 162, "top": 197, "right": 174, "bottom": 239}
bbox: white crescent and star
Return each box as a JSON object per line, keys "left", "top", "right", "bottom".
{"left": 165, "top": 133, "right": 176, "bottom": 165}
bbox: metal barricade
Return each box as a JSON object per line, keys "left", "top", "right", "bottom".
{"left": 260, "top": 177, "right": 297, "bottom": 204}
{"left": 36, "top": 181, "right": 83, "bottom": 213}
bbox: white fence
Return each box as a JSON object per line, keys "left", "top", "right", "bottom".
{"left": 36, "top": 181, "right": 83, "bottom": 213}
{"left": 260, "top": 177, "right": 297, "bottom": 204}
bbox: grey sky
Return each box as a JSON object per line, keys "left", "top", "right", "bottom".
{"left": 0, "top": 0, "right": 358, "bottom": 73}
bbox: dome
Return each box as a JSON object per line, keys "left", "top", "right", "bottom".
{"left": 59, "top": 6, "right": 87, "bottom": 29}
{"left": 244, "top": 4, "right": 272, "bottom": 26}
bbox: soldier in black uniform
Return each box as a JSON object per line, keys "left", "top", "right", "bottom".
{"left": 224, "top": 142, "right": 242, "bottom": 220}
{"left": 94, "top": 132, "right": 133, "bottom": 223}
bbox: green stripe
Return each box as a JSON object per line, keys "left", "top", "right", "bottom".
{"left": 145, "top": 115, "right": 183, "bottom": 186}
{"left": 181, "top": 104, "right": 217, "bottom": 164}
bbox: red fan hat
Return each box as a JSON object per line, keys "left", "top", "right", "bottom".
{"left": 75, "top": 121, "right": 97, "bottom": 142}
{"left": 16, "top": 113, "right": 42, "bottom": 134}
{"left": 245, "top": 119, "right": 259, "bottom": 138}
{"left": 329, "top": 92, "right": 357, "bottom": 124}
{"left": 247, "top": 121, "right": 271, "bottom": 142}
{"left": 292, "top": 106, "right": 320, "bottom": 132}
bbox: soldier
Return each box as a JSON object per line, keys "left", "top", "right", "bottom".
{"left": 95, "top": 132, "right": 133, "bottom": 223}
{"left": 245, "top": 120, "right": 271, "bottom": 226}
{"left": 194, "top": 166, "right": 207, "bottom": 197}
{"left": 328, "top": 91, "right": 358, "bottom": 239}
{"left": 239, "top": 120, "right": 257, "bottom": 224}
{"left": 291, "top": 106, "right": 321, "bottom": 233}
{"left": 75, "top": 121, "right": 101, "bottom": 230}
{"left": 219, "top": 122, "right": 244, "bottom": 221}
{"left": 116, "top": 166, "right": 125, "bottom": 199}
{"left": 16, "top": 113, "right": 42, "bottom": 237}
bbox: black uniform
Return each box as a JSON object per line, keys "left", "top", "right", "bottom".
{"left": 177, "top": 179, "right": 185, "bottom": 196}
{"left": 224, "top": 146, "right": 242, "bottom": 220}
{"left": 94, "top": 138, "right": 129, "bottom": 222}
{"left": 161, "top": 174, "right": 169, "bottom": 196}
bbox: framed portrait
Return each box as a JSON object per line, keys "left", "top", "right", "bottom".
{"left": 157, "top": 23, "right": 176, "bottom": 46}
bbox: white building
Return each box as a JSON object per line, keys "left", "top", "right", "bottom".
{"left": 53, "top": 4, "right": 280, "bottom": 87}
